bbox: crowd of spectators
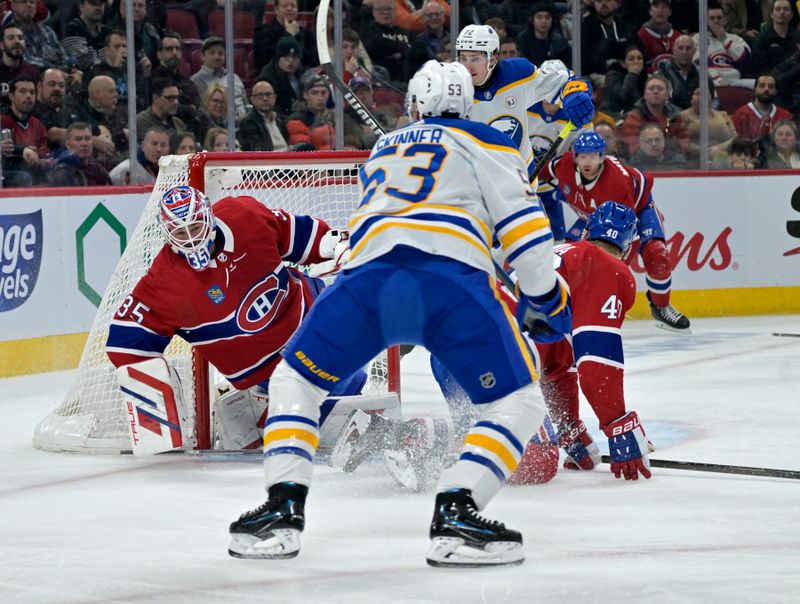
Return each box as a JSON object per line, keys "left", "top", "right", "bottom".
{"left": 2, "top": 0, "right": 800, "bottom": 188}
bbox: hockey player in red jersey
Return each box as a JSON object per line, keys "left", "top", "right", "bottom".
{"left": 107, "top": 185, "right": 362, "bottom": 452}
{"left": 541, "top": 130, "right": 691, "bottom": 332}
{"left": 525, "top": 201, "right": 652, "bottom": 481}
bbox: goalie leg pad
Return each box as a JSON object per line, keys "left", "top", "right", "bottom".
{"left": 214, "top": 386, "right": 269, "bottom": 450}
{"left": 263, "top": 361, "right": 328, "bottom": 487}
{"left": 116, "top": 358, "right": 188, "bottom": 456}
{"left": 437, "top": 382, "right": 545, "bottom": 510}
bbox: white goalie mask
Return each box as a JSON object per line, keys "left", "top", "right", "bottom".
{"left": 159, "top": 185, "right": 216, "bottom": 271}
{"left": 406, "top": 60, "right": 474, "bottom": 120}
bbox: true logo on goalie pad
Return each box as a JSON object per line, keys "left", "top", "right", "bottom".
{"left": 121, "top": 365, "right": 183, "bottom": 449}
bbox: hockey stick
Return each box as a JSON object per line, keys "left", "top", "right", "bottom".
{"left": 772, "top": 332, "right": 800, "bottom": 338}
{"left": 529, "top": 121, "right": 575, "bottom": 183}
{"left": 316, "top": 0, "right": 387, "bottom": 137}
{"left": 601, "top": 455, "right": 800, "bottom": 480}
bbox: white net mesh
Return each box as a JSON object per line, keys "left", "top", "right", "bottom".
{"left": 33, "top": 151, "right": 380, "bottom": 453}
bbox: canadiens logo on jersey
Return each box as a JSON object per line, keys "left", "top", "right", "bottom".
{"left": 236, "top": 272, "right": 289, "bottom": 333}
{"left": 207, "top": 285, "right": 226, "bottom": 304}
{"left": 489, "top": 116, "right": 524, "bottom": 148}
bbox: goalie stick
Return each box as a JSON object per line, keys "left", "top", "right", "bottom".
{"left": 601, "top": 456, "right": 800, "bottom": 480}
{"left": 316, "top": 0, "right": 387, "bottom": 137}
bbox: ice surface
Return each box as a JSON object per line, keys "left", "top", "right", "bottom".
{"left": 1, "top": 316, "right": 799, "bottom": 603}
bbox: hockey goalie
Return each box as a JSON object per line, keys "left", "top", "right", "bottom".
{"left": 106, "top": 185, "right": 395, "bottom": 455}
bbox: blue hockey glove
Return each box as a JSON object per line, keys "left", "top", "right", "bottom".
{"left": 602, "top": 411, "right": 652, "bottom": 480}
{"left": 516, "top": 281, "right": 572, "bottom": 343}
{"left": 560, "top": 79, "right": 595, "bottom": 128}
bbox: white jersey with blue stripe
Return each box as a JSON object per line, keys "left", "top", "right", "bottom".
{"left": 347, "top": 116, "right": 557, "bottom": 298}
{"left": 468, "top": 58, "right": 570, "bottom": 176}
{"left": 526, "top": 101, "right": 593, "bottom": 193}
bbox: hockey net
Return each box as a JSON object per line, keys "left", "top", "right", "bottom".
{"left": 33, "top": 151, "right": 399, "bottom": 454}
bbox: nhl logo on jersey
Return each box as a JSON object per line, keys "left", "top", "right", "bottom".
{"left": 505, "top": 96, "right": 516, "bottom": 109}
{"left": 480, "top": 372, "right": 496, "bottom": 389}
{"left": 207, "top": 285, "right": 226, "bottom": 304}
{"left": 483, "top": 90, "right": 492, "bottom": 100}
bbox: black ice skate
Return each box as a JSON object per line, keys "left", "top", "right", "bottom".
{"left": 426, "top": 489, "right": 524, "bottom": 568}
{"left": 648, "top": 292, "right": 691, "bottom": 333}
{"left": 228, "top": 482, "right": 307, "bottom": 559}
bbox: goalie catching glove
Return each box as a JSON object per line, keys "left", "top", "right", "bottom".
{"left": 306, "top": 230, "right": 350, "bottom": 278}
{"left": 602, "top": 411, "right": 652, "bottom": 480}
{"left": 515, "top": 280, "right": 572, "bottom": 343}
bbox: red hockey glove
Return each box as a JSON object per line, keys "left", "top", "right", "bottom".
{"left": 558, "top": 419, "right": 601, "bottom": 470}
{"left": 602, "top": 411, "right": 652, "bottom": 480}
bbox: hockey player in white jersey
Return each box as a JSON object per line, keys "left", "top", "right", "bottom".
{"left": 229, "top": 60, "right": 571, "bottom": 568}
{"left": 456, "top": 24, "right": 595, "bottom": 179}
{"left": 527, "top": 59, "right": 594, "bottom": 241}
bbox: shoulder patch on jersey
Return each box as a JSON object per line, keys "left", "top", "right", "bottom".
{"left": 207, "top": 285, "right": 226, "bottom": 304}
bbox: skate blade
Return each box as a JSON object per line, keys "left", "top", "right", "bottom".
{"left": 654, "top": 322, "right": 692, "bottom": 335}
{"left": 228, "top": 529, "right": 300, "bottom": 559}
{"left": 426, "top": 537, "right": 524, "bottom": 568}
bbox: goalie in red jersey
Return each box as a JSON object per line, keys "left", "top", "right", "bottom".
{"left": 540, "top": 131, "right": 691, "bottom": 333}
{"left": 106, "top": 185, "right": 367, "bottom": 455}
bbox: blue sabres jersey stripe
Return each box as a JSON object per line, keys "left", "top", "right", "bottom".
{"left": 264, "top": 445, "right": 313, "bottom": 462}
{"left": 459, "top": 451, "right": 507, "bottom": 482}
{"left": 506, "top": 231, "right": 554, "bottom": 263}
{"left": 474, "top": 420, "right": 525, "bottom": 455}
{"left": 477, "top": 58, "right": 536, "bottom": 98}
{"left": 107, "top": 322, "right": 171, "bottom": 355}
{"left": 350, "top": 211, "right": 488, "bottom": 250}
{"left": 572, "top": 329, "right": 624, "bottom": 365}
{"left": 266, "top": 414, "right": 319, "bottom": 429}
{"left": 494, "top": 206, "right": 543, "bottom": 234}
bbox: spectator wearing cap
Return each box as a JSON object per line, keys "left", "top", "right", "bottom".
{"left": 359, "top": 0, "right": 427, "bottom": 84}
{"left": 62, "top": 0, "right": 110, "bottom": 72}
{"left": 253, "top": 0, "right": 317, "bottom": 72}
{"left": 286, "top": 72, "right": 334, "bottom": 150}
{"left": 417, "top": 0, "right": 449, "bottom": 60}
{"left": 136, "top": 79, "right": 187, "bottom": 142}
{"left": 752, "top": 0, "right": 796, "bottom": 74}
{"left": 693, "top": 1, "right": 753, "bottom": 88}
{"left": 190, "top": 36, "right": 247, "bottom": 120}
{"left": 657, "top": 34, "right": 699, "bottom": 109}
{"left": 150, "top": 32, "right": 201, "bottom": 124}
{"left": 238, "top": 80, "right": 290, "bottom": 152}
{"left": 637, "top": 0, "right": 682, "bottom": 71}
{"left": 0, "top": 23, "right": 39, "bottom": 98}
{"left": 516, "top": 3, "right": 571, "bottom": 68}
{"left": 342, "top": 75, "right": 385, "bottom": 149}
{"left": 257, "top": 36, "right": 304, "bottom": 116}
{"left": 581, "top": 0, "right": 637, "bottom": 78}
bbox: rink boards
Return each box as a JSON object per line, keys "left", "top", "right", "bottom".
{"left": 0, "top": 171, "right": 799, "bottom": 376}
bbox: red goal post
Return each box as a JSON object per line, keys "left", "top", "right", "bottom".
{"left": 33, "top": 151, "right": 400, "bottom": 454}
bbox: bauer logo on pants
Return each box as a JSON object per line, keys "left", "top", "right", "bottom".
{"left": 0, "top": 210, "right": 43, "bottom": 312}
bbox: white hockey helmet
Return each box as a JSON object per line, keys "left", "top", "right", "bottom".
{"left": 456, "top": 24, "right": 500, "bottom": 57}
{"left": 406, "top": 60, "right": 474, "bottom": 120}
{"left": 159, "top": 185, "right": 216, "bottom": 271}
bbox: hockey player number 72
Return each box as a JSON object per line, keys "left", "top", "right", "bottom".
{"left": 360, "top": 143, "right": 448, "bottom": 206}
